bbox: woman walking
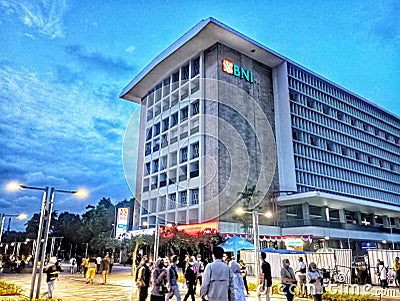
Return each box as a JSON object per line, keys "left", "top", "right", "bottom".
{"left": 150, "top": 258, "right": 168, "bottom": 301}
{"left": 306, "top": 262, "right": 323, "bottom": 301}
{"left": 281, "top": 258, "right": 297, "bottom": 301}
{"left": 230, "top": 260, "right": 246, "bottom": 301}
{"left": 183, "top": 258, "right": 196, "bottom": 301}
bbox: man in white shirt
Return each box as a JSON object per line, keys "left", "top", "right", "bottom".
{"left": 296, "top": 257, "right": 307, "bottom": 298}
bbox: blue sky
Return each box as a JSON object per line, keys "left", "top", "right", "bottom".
{"left": 0, "top": 0, "right": 399, "bottom": 231}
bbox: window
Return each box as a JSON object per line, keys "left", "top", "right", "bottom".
{"left": 155, "top": 83, "right": 162, "bottom": 101}
{"left": 145, "top": 142, "right": 151, "bottom": 156}
{"left": 153, "top": 139, "right": 159, "bottom": 152}
{"left": 172, "top": 71, "right": 179, "bottom": 90}
{"left": 180, "top": 147, "right": 188, "bottom": 163}
{"left": 191, "top": 57, "right": 200, "bottom": 78}
{"left": 327, "top": 142, "right": 334, "bottom": 152}
{"left": 191, "top": 142, "right": 199, "bottom": 159}
{"left": 152, "top": 159, "right": 159, "bottom": 173}
{"left": 191, "top": 189, "right": 199, "bottom": 205}
{"left": 310, "top": 135, "right": 318, "bottom": 147}
{"left": 179, "top": 191, "right": 187, "bottom": 207}
{"left": 153, "top": 123, "right": 160, "bottom": 136}
{"left": 169, "top": 194, "right": 176, "bottom": 209}
{"left": 163, "top": 78, "right": 170, "bottom": 96}
{"left": 191, "top": 100, "right": 199, "bottom": 116}
{"left": 181, "top": 106, "right": 189, "bottom": 121}
{"left": 162, "top": 118, "right": 169, "bottom": 132}
{"left": 171, "top": 112, "right": 178, "bottom": 127}
{"left": 161, "top": 134, "right": 168, "bottom": 148}
{"left": 292, "top": 130, "right": 301, "bottom": 141}
{"left": 341, "top": 146, "right": 349, "bottom": 156}
{"left": 160, "top": 173, "right": 167, "bottom": 187}
{"left": 146, "top": 128, "right": 152, "bottom": 141}
{"left": 145, "top": 162, "right": 151, "bottom": 175}
{"left": 306, "top": 99, "right": 315, "bottom": 109}
{"left": 181, "top": 64, "right": 189, "bottom": 81}
{"left": 190, "top": 161, "right": 199, "bottom": 178}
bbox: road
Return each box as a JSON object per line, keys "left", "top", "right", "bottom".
{"left": 0, "top": 263, "right": 399, "bottom": 300}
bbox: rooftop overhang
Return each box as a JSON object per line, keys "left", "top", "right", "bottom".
{"left": 120, "top": 17, "right": 285, "bottom": 103}
{"left": 277, "top": 191, "right": 400, "bottom": 217}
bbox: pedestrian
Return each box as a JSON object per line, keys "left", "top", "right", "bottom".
{"left": 296, "top": 256, "right": 307, "bottom": 298}
{"left": 167, "top": 255, "right": 181, "bottom": 301}
{"left": 43, "top": 256, "right": 63, "bottom": 299}
{"left": 76, "top": 255, "right": 82, "bottom": 273}
{"left": 137, "top": 258, "right": 151, "bottom": 301}
{"left": 200, "top": 246, "right": 235, "bottom": 301}
{"left": 260, "top": 252, "right": 272, "bottom": 301}
{"left": 229, "top": 260, "right": 246, "bottom": 301}
{"left": 378, "top": 260, "right": 389, "bottom": 289}
{"left": 96, "top": 255, "right": 102, "bottom": 273}
{"left": 86, "top": 255, "right": 97, "bottom": 284}
{"left": 194, "top": 254, "right": 204, "bottom": 292}
{"left": 69, "top": 256, "right": 77, "bottom": 274}
{"left": 150, "top": 258, "right": 168, "bottom": 301}
{"left": 281, "top": 258, "right": 297, "bottom": 301}
{"left": 306, "top": 262, "right": 323, "bottom": 301}
{"left": 394, "top": 257, "right": 400, "bottom": 287}
{"left": 109, "top": 255, "right": 114, "bottom": 274}
{"left": 238, "top": 259, "right": 249, "bottom": 295}
{"left": 183, "top": 257, "right": 196, "bottom": 301}
{"left": 82, "top": 256, "right": 89, "bottom": 278}
{"left": 100, "top": 254, "right": 110, "bottom": 285}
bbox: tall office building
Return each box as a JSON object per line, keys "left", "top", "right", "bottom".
{"left": 120, "top": 18, "right": 400, "bottom": 251}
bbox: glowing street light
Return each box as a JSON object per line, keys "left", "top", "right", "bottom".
{"left": 7, "top": 181, "right": 87, "bottom": 299}
{"left": 235, "top": 206, "right": 273, "bottom": 285}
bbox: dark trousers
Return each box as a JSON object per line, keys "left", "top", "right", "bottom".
{"left": 313, "top": 294, "right": 322, "bottom": 301}
{"left": 139, "top": 287, "right": 148, "bottom": 301}
{"left": 243, "top": 275, "right": 249, "bottom": 293}
{"left": 184, "top": 283, "right": 195, "bottom": 301}
{"left": 283, "top": 284, "right": 295, "bottom": 301}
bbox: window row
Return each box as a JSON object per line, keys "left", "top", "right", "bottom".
{"left": 296, "top": 171, "right": 400, "bottom": 205}
{"left": 288, "top": 64, "right": 400, "bottom": 131}
{"left": 146, "top": 100, "right": 200, "bottom": 141}
{"left": 291, "top": 105, "right": 400, "bottom": 156}
{"left": 141, "top": 189, "right": 200, "bottom": 213}
{"left": 146, "top": 77, "right": 201, "bottom": 121}
{"left": 142, "top": 161, "right": 200, "bottom": 191}
{"left": 295, "top": 156, "right": 400, "bottom": 192}
{"left": 144, "top": 142, "right": 200, "bottom": 174}
{"left": 144, "top": 56, "right": 200, "bottom": 108}
{"left": 293, "top": 142, "right": 400, "bottom": 184}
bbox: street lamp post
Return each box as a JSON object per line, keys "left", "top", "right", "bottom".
{"left": 235, "top": 207, "right": 272, "bottom": 286}
{"left": 7, "top": 182, "right": 87, "bottom": 299}
{"left": 0, "top": 213, "right": 28, "bottom": 244}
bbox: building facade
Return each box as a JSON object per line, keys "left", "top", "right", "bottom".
{"left": 120, "top": 18, "right": 400, "bottom": 252}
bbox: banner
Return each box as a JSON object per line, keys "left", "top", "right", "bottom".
{"left": 115, "top": 207, "right": 129, "bottom": 239}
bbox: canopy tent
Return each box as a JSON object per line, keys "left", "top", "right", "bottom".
{"left": 219, "top": 236, "right": 255, "bottom": 255}
{"left": 260, "top": 247, "right": 306, "bottom": 254}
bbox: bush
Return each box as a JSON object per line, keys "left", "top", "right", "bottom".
{"left": 0, "top": 281, "right": 22, "bottom": 296}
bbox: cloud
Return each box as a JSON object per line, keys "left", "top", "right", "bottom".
{"left": 65, "top": 44, "right": 135, "bottom": 74}
{"left": 126, "top": 46, "right": 136, "bottom": 54}
{"left": 0, "top": 60, "right": 136, "bottom": 225}
{"left": 0, "top": 0, "right": 67, "bottom": 39}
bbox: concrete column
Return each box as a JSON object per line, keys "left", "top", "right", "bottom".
{"left": 338, "top": 209, "right": 346, "bottom": 223}
{"left": 383, "top": 216, "right": 390, "bottom": 227}
{"left": 321, "top": 206, "right": 329, "bottom": 221}
{"left": 355, "top": 212, "right": 362, "bottom": 225}
{"left": 369, "top": 214, "right": 377, "bottom": 226}
{"left": 394, "top": 218, "right": 400, "bottom": 229}
{"left": 302, "top": 203, "right": 311, "bottom": 226}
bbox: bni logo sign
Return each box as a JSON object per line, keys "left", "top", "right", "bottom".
{"left": 222, "top": 59, "right": 254, "bottom": 83}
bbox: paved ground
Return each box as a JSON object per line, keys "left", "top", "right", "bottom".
{"left": 1, "top": 263, "right": 400, "bottom": 300}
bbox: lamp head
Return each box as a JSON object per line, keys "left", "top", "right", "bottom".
{"left": 6, "top": 182, "right": 22, "bottom": 192}
{"left": 235, "top": 207, "right": 245, "bottom": 215}
{"left": 74, "top": 189, "right": 88, "bottom": 199}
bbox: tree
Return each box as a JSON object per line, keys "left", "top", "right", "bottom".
{"left": 234, "top": 185, "right": 260, "bottom": 235}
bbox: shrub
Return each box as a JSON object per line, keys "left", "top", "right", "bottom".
{"left": 0, "top": 281, "right": 22, "bottom": 296}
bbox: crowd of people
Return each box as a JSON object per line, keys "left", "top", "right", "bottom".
{"left": 134, "top": 248, "right": 330, "bottom": 301}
